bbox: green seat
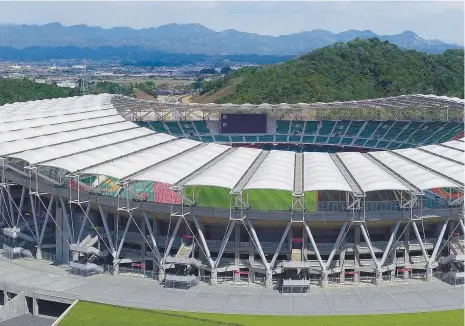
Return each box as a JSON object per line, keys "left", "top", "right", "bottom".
{"left": 275, "top": 135, "right": 288, "bottom": 142}
{"left": 214, "top": 135, "right": 230, "bottom": 142}
{"left": 365, "top": 139, "right": 378, "bottom": 148}
{"left": 358, "top": 121, "right": 380, "bottom": 138}
{"left": 372, "top": 121, "right": 395, "bottom": 139}
{"left": 302, "top": 135, "right": 315, "bottom": 143}
{"left": 304, "top": 121, "right": 319, "bottom": 135}
{"left": 328, "top": 137, "right": 341, "bottom": 144}
{"left": 395, "top": 121, "right": 422, "bottom": 141}
{"left": 230, "top": 136, "right": 244, "bottom": 142}
{"left": 315, "top": 136, "right": 328, "bottom": 143}
{"left": 276, "top": 120, "right": 291, "bottom": 134}
{"left": 345, "top": 121, "right": 365, "bottom": 137}
{"left": 200, "top": 135, "right": 214, "bottom": 142}
{"left": 258, "top": 135, "right": 274, "bottom": 142}
{"left": 289, "top": 120, "right": 305, "bottom": 134}
{"left": 149, "top": 121, "right": 169, "bottom": 133}
{"left": 179, "top": 121, "right": 197, "bottom": 136}
{"left": 289, "top": 135, "right": 302, "bottom": 142}
{"left": 165, "top": 122, "right": 183, "bottom": 136}
{"left": 340, "top": 138, "right": 353, "bottom": 146}
{"left": 318, "top": 121, "right": 336, "bottom": 136}
{"left": 376, "top": 140, "right": 390, "bottom": 148}
{"left": 353, "top": 138, "right": 368, "bottom": 147}
{"left": 193, "top": 120, "right": 210, "bottom": 134}
{"left": 332, "top": 120, "right": 351, "bottom": 136}
{"left": 383, "top": 121, "right": 408, "bottom": 141}
{"left": 244, "top": 136, "right": 258, "bottom": 142}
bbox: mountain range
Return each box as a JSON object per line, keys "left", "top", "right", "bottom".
{"left": 0, "top": 23, "right": 461, "bottom": 55}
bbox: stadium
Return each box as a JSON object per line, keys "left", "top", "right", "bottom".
{"left": 0, "top": 93, "right": 463, "bottom": 302}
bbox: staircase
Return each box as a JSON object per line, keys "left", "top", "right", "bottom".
{"left": 176, "top": 243, "right": 193, "bottom": 259}
{"left": 291, "top": 249, "right": 302, "bottom": 262}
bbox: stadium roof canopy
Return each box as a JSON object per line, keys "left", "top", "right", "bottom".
{"left": 0, "top": 94, "right": 463, "bottom": 197}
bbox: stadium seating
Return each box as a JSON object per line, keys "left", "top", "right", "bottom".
{"left": 135, "top": 119, "right": 464, "bottom": 151}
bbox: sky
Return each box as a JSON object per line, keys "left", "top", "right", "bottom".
{"left": 0, "top": 1, "right": 463, "bottom": 45}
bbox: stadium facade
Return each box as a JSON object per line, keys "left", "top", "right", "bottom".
{"left": 0, "top": 94, "right": 464, "bottom": 293}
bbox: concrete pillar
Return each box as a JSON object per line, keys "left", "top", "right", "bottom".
{"left": 426, "top": 262, "right": 433, "bottom": 282}
{"left": 211, "top": 269, "right": 218, "bottom": 285}
{"left": 158, "top": 267, "right": 165, "bottom": 282}
{"left": 234, "top": 224, "right": 240, "bottom": 266}
{"left": 404, "top": 224, "right": 410, "bottom": 279}
{"left": 354, "top": 226, "right": 360, "bottom": 283}
{"left": 375, "top": 269, "right": 383, "bottom": 285}
{"left": 55, "top": 201, "right": 70, "bottom": 264}
{"left": 248, "top": 236, "right": 255, "bottom": 265}
{"left": 265, "top": 270, "right": 273, "bottom": 288}
{"left": 321, "top": 272, "right": 328, "bottom": 288}
{"left": 36, "top": 245, "right": 42, "bottom": 260}
{"left": 339, "top": 249, "right": 346, "bottom": 282}
{"left": 141, "top": 217, "right": 146, "bottom": 259}
{"left": 288, "top": 227, "right": 293, "bottom": 260}
{"left": 32, "top": 297, "right": 39, "bottom": 316}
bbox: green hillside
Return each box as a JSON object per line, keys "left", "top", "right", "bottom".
{"left": 199, "top": 38, "right": 464, "bottom": 104}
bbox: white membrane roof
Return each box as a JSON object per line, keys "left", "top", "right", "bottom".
{"left": 394, "top": 148, "right": 464, "bottom": 184}
{"left": 369, "top": 151, "right": 459, "bottom": 190}
{"left": 186, "top": 147, "right": 262, "bottom": 189}
{"left": 0, "top": 94, "right": 463, "bottom": 194}
{"left": 243, "top": 150, "right": 295, "bottom": 191}
{"left": 337, "top": 152, "right": 409, "bottom": 192}
{"left": 303, "top": 153, "right": 352, "bottom": 192}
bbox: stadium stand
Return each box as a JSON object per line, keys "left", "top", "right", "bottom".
{"left": 136, "top": 119, "right": 464, "bottom": 151}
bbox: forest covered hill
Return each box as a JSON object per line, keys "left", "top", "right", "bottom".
{"left": 196, "top": 38, "right": 464, "bottom": 104}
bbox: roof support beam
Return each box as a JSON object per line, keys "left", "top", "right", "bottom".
{"left": 390, "top": 150, "right": 463, "bottom": 187}
{"left": 231, "top": 151, "right": 269, "bottom": 195}
{"left": 172, "top": 147, "right": 237, "bottom": 191}
{"left": 293, "top": 153, "right": 304, "bottom": 196}
{"left": 330, "top": 154, "right": 363, "bottom": 196}
{"left": 365, "top": 152, "right": 422, "bottom": 195}
{"left": 120, "top": 143, "right": 206, "bottom": 181}
{"left": 418, "top": 147, "right": 464, "bottom": 165}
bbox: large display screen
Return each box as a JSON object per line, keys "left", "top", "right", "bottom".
{"left": 220, "top": 114, "right": 267, "bottom": 134}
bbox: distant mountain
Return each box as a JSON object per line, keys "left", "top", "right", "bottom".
{"left": 0, "top": 23, "right": 461, "bottom": 55}
{"left": 195, "top": 39, "right": 464, "bottom": 104}
{"left": 0, "top": 46, "right": 293, "bottom": 66}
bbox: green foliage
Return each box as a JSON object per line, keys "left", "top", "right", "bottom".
{"left": 220, "top": 66, "right": 233, "bottom": 75}
{"left": 201, "top": 39, "right": 464, "bottom": 104}
{"left": 0, "top": 77, "right": 78, "bottom": 106}
{"left": 88, "top": 81, "right": 134, "bottom": 96}
{"left": 60, "top": 301, "right": 463, "bottom": 326}
{"left": 135, "top": 80, "right": 157, "bottom": 96}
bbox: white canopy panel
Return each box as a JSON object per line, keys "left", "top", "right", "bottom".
{"left": 337, "top": 152, "right": 409, "bottom": 192}
{"left": 369, "top": 151, "right": 459, "bottom": 190}
{"left": 0, "top": 113, "right": 123, "bottom": 143}
{"left": 12, "top": 124, "right": 149, "bottom": 165}
{"left": 442, "top": 140, "right": 465, "bottom": 151}
{"left": 394, "top": 148, "right": 464, "bottom": 184}
{"left": 133, "top": 143, "right": 230, "bottom": 184}
{"left": 420, "top": 145, "right": 464, "bottom": 163}
{"left": 244, "top": 150, "right": 295, "bottom": 192}
{"left": 44, "top": 132, "right": 176, "bottom": 173}
{"left": 0, "top": 108, "right": 117, "bottom": 133}
{"left": 81, "top": 138, "right": 196, "bottom": 179}
{"left": 186, "top": 147, "right": 261, "bottom": 189}
{"left": 303, "top": 152, "right": 352, "bottom": 192}
{"left": 0, "top": 94, "right": 114, "bottom": 123}
{"left": 0, "top": 120, "right": 129, "bottom": 156}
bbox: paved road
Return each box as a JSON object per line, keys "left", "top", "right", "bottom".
{"left": 0, "top": 257, "right": 462, "bottom": 316}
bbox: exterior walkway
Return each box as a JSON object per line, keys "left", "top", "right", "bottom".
{"left": 0, "top": 257, "right": 462, "bottom": 316}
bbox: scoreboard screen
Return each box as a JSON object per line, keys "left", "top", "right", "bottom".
{"left": 220, "top": 114, "right": 267, "bottom": 134}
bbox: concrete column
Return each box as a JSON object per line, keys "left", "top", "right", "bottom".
{"left": 265, "top": 270, "right": 273, "bottom": 288}
{"left": 339, "top": 249, "right": 346, "bottom": 283}
{"left": 375, "top": 269, "right": 383, "bottom": 285}
{"left": 36, "top": 244, "right": 42, "bottom": 260}
{"left": 354, "top": 226, "right": 360, "bottom": 283}
{"left": 426, "top": 262, "right": 433, "bottom": 282}
{"left": 321, "top": 272, "right": 328, "bottom": 288}
{"left": 248, "top": 236, "right": 255, "bottom": 265}
{"left": 404, "top": 224, "right": 410, "bottom": 279}
{"left": 234, "top": 224, "right": 240, "bottom": 266}
{"left": 32, "top": 297, "right": 39, "bottom": 316}
{"left": 141, "top": 217, "right": 146, "bottom": 259}
{"left": 113, "top": 259, "right": 119, "bottom": 275}
{"left": 55, "top": 201, "right": 70, "bottom": 264}
{"left": 158, "top": 267, "right": 165, "bottom": 282}
{"left": 211, "top": 269, "right": 218, "bottom": 285}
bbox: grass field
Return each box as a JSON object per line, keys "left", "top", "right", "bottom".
{"left": 184, "top": 187, "right": 318, "bottom": 212}
{"left": 60, "top": 301, "right": 463, "bottom": 326}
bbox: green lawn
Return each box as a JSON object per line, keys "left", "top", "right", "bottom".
{"left": 60, "top": 301, "right": 463, "bottom": 326}
{"left": 184, "top": 186, "right": 318, "bottom": 212}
